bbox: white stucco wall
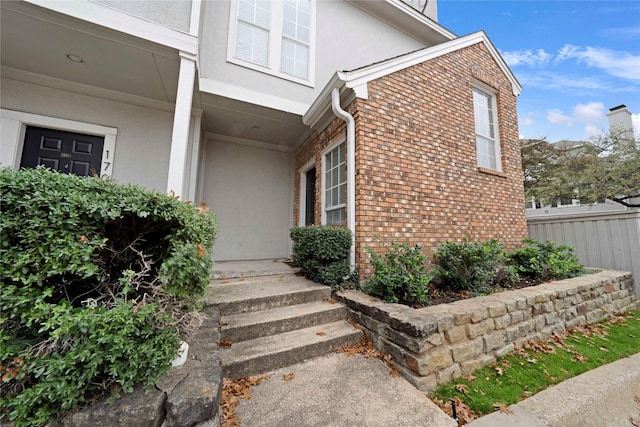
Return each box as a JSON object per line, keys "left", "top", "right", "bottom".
{"left": 0, "top": 76, "right": 174, "bottom": 192}
{"left": 202, "top": 139, "right": 293, "bottom": 260}
{"left": 198, "top": 0, "right": 427, "bottom": 109}
{"left": 92, "top": 0, "right": 192, "bottom": 32}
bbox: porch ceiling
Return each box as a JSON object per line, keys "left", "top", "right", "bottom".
{"left": 198, "top": 92, "right": 311, "bottom": 149}
{"left": 0, "top": 1, "right": 180, "bottom": 104}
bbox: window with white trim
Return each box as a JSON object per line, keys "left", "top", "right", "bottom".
{"left": 324, "top": 143, "right": 346, "bottom": 225}
{"left": 229, "top": 0, "right": 314, "bottom": 84}
{"left": 473, "top": 86, "right": 502, "bottom": 171}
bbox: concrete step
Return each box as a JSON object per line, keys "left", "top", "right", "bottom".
{"left": 204, "top": 274, "right": 331, "bottom": 316}
{"left": 220, "top": 300, "right": 347, "bottom": 343}
{"left": 221, "top": 320, "right": 363, "bottom": 379}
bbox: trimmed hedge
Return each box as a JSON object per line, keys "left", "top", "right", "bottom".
{"left": 0, "top": 167, "right": 218, "bottom": 426}
{"left": 290, "top": 225, "right": 357, "bottom": 289}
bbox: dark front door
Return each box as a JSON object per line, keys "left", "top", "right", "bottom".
{"left": 20, "top": 126, "right": 105, "bottom": 177}
{"left": 305, "top": 167, "right": 316, "bottom": 226}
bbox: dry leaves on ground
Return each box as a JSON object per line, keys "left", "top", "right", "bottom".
{"left": 432, "top": 396, "right": 477, "bottom": 426}
{"left": 282, "top": 373, "right": 295, "bottom": 381}
{"left": 220, "top": 374, "right": 271, "bottom": 427}
{"left": 337, "top": 337, "right": 400, "bottom": 376}
{"left": 219, "top": 338, "right": 232, "bottom": 348}
{"left": 322, "top": 297, "right": 338, "bottom": 304}
{"left": 492, "top": 402, "right": 513, "bottom": 414}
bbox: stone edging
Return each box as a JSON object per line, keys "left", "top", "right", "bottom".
{"left": 54, "top": 308, "right": 222, "bottom": 427}
{"left": 335, "top": 270, "right": 639, "bottom": 392}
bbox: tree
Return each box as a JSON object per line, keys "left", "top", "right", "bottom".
{"left": 521, "top": 129, "right": 640, "bottom": 208}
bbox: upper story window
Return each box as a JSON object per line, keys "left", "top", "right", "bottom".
{"left": 229, "top": 0, "right": 315, "bottom": 85}
{"left": 473, "top": 86, "right": 502, "bottom": 171}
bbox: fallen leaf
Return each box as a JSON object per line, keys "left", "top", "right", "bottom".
{"left": 492, "top": 402, "right": 513, "bottom": 414}
{"left": 220, "top": 338, "right": 232, "bottom": 348}
{"left": 599, "top": 346, "right": 609, "bottom": 352}
{"left": 316, "top": 331, "right": 326, "bottom": 336}
{"left": 282, "top": 373, "right": 295, "bottom": 381}
{"left": 322, "top": 297, "right": 338, "bottom": 304}
{"left": 79, "top": 235, "right": 89, "bottom": 243}
{"left": 494, "top": 366, "right": 503, "bottom": 376}
{"left": 526, "top": 358, "right": 538, "bottom": 364}
{"left": 455, "top": 384, "right": 469, "bottom": 395}
{"left": 197, "top": 244, "right": 207, "bottom": 257}
{"left": 573, "top": 353, "right": 588, "bottom": 362}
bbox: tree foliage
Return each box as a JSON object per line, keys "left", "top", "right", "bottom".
{"left": 521, "top": 129, "right": 640, "bottom": 207}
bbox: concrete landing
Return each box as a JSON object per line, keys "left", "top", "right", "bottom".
{"left": 212, "top": 259, "right": 296, "bottom": 279}
{"left": 234, "top": 352, "right": 457, "bottom": 427}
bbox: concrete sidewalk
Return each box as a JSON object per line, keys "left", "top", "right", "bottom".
{"left": 231, "top": 351, "right": 640, "bottom": 427}
{"left": 467, "top": 351, "right": 640, "bottom": 427}
{"left": 233, "top": 352, "right": 457, "bottom": 427}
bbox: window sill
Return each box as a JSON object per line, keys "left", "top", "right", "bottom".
{"left": 227, "top": 57, "right": 315, "bottom": 88}
{"left": 477, "top": 167, "right": 506, "bottom": 178}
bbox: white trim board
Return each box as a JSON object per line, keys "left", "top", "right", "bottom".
{"left": 23, "top": 0, "right": 198, "bottom": 55}
{"left": 204, "top": 133, "right": 294, "bottom": 153}
{"left": 303, "top": 31, "right": 522, "bottom": 129}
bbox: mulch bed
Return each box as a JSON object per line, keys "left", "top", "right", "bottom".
{"left": 427, "top": 278, "right": 544, "bottom": 307}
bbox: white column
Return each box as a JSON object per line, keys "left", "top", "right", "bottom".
{"left": 166, "top": 51, "right": 196, "bottom": 198}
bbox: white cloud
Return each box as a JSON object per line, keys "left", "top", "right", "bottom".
{"left": 517, "top": 72, "right": 609, "bottom": 91}
{"left": 585, "top": 125, "right": 604, "bottom": 139}
{"left": 554, "top": 44, "right": 640, "bottom": 80}
{"left": 521, "top": 116, "right": 535, "bottom": 126}
{"left": 547, "top": 109, "right": 573, "bottom": 126}
{"left": 573, "top": 102, "right": 605, "bottom": 124}
{"left": 545, "top": 102, "right": 607, "bottom": 129}
{"left": 501, "top": 49, "right": 552, "bottom": 66}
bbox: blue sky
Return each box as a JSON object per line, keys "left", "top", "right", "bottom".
{"left": 438, "top": 0, "right": 640, "bottom": 142}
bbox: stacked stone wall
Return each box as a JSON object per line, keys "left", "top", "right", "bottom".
{"left": 336, "top": 270, "right": 638, "bottom": 391}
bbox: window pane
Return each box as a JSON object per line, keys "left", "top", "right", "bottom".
{"left": 237, "top": 22, "right": 269, "bottom": 66}
{"left": 473, "top": 87, "right": 499, "bottom": 170}
{"left": 281, "top": 39, "right": 308, "bottom": 79}
{"left": 325, "top": 143, "right": 346, "bottom": 212}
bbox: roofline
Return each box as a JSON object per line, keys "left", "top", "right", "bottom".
{"left": 346, "top": 0, "right": 457, "bottom": 43}
{"left": 304, "top": 31, "right": 522, "bottom": 129}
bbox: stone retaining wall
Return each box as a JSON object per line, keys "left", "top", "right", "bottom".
{"left": 336, "top": 270, "right": 638, "bottom": 392}
{"left": 53, "top": 308, "right": 222, "bottom": 427}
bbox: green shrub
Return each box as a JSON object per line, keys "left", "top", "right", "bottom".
{"left": 509, "top": 238, "right": 585, "bottom": 281}
{"left": 290, "top": 226, "right": 357, "bottom": 290}
{"left": 365, "top": 242, "right": 431, "bottom": 306}
{"left": 433, "top": 238, "right": 513, "bottom": 293}
{"left": 0, "top": 167, "right": 218, "bottom": 426}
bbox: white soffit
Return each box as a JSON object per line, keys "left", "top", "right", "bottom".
{"left": 23, "top": 0, "right": 198, "bottom": 54}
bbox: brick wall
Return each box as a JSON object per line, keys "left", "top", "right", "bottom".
{"left": 294, "top": 42, "right": 527, "bottom": 276}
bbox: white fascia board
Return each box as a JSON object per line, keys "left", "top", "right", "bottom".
{"left": 199, "top": 78, "right": 309, "bottom": 116}
{"left": 343, "top": 31, "right": 521, "bottom": 96}
{"left": 382, "top": 0, "right": 456, "bottom": 40}
{"left": 302, "top": 73, "right": 344, "bottom": 127}
{"left": 346, "top": 0, "right": 455, "bottom": 44}
{"left": 24, "top": 0, "right": 198, "bottom": 55}
{"left": 304, "top": 32, "right": 522, "bottom": 131}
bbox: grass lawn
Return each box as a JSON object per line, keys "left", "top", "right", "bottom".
{"left": 429, "top": 310, "right": 640, "bottom": 421}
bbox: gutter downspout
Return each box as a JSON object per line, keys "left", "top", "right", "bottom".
{"left": 331, "top": 87, "right": 356, "bottom": 269}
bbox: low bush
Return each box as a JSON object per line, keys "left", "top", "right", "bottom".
{"left": 432, "top": 238, "right": 513, "bottom": 293}
{"left": 0, "top": 167, "right": 218, "bottom": 426}
{"left": 290, "top": 226, "right": 357, "bottom": 290}
{"left": 510, "top": 238, "right": 586, "bottom": 281}
{"left": 365, "top": 241, "right": 431, "bottom": 306}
